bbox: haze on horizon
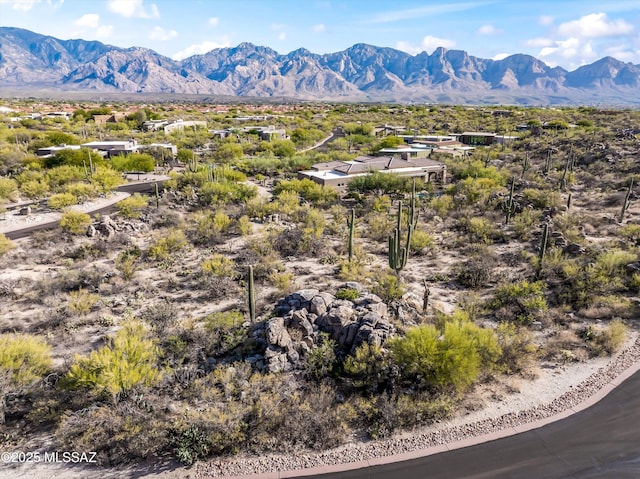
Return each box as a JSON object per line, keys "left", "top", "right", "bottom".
{"left": 0, "top": 0, "right": 639, "bottom": 70}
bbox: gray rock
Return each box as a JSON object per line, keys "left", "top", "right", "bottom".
{"left": 366, "top": 302, "right": 388, "bottom": 316}
{"left": 294, "top": 289, "right": 320, "bottom": 302}
{"left": 344, "top": 281, "right": 363, "bottom": 292}
{"left": 563, "top": 243, "right": 585, "bottom": 255}
{"left": 310, "top": 295, "right": 328, "bottom": 316}
{"left": 363, "top": 293, "right": 383, "bottom": 304}
{"left": 86, "top": 224, "right": 97, "bottom": 237}
{"left": 266, "top": 317, "right": 292, "bottom": 349}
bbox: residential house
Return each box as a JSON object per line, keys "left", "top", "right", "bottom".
{"left": 298, "top": 155, "right": 447, "bottom": 194}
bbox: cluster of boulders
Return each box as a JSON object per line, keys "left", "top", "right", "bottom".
{"left": 86, "top": 214, "right": 148, "bottom": 239}
{"left": 249, "top": 283, "right": 398, "bottom": 373}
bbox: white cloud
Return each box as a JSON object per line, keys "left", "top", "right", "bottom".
{"left": 421, "top": 35, "right": 456, "bottom": 52}
{"left": 75, "top": 13, "right": 100, "bottom": 28}
{"left": 96, "top": 25, "right": 113, "bottom": 39}
{"left": 271, "top": 23, "right": 285, "bottom": 30}
{"left": 557, "top": 13, "right": 633, "bottom": 38}
{"left": 171, "top": 38, "right": 231, "bottom": 60}
{"left": 365, "top": 2, "right": 493, "bottom": 24}
{"left": 493, "top": 52, "right": 510, "bottom": 60}
{"left": 538, "top": 37, "right": 597, "bottom": 68}
{"left": 278, "top": 32, "right": 287, "bottom": 41}
{"left": 208, "top": 17, "right": 219, "bottom": 27}
{"left": 396, "top": 35, "right": 456, "bottom": 55}
{"left": 107, "top": 0, "right": 159, "bottom": 19}
{"left": 1, "top": 0, "right": 40, "bottom": 12}
{"left": 478, "top": 24, "right": 500, "bottom": 35}
{"left": 539, "top": 15, "right": 554, "bottom": 26}
{"left": 149, "top": 26, "right": 177, "bottom": 41}
{"left": 313, "top": 23, "right": 326, "bottom": 33}
{"left": 526, "top": 37, "right": 554, "bottom": 48}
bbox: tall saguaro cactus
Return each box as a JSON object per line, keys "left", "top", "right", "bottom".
{"left": 502, "top": 178, "right": 517, "bottom": 224}
{"left": 247, "top": 265, "right": 256, "bottom": 322}
{"left": 619, "top": 178, "right": 634, "bottom": 223}
{"left": 536, "top": 222, "right": 549, "bottom": 278}
{"left": 347, "top": 208, "right": 355, "bottom": 262}
{"left": 388, "top": 181, "right": 418, "bottom": 275}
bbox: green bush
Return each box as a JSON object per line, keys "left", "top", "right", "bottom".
{"left": 305, "top": 333, "right": 337, "bottom": 381}
{"left": 491, "top": 280, "right": 548, "bottom": 324}
{"left": 343, "top": 342, "right": 388, "bottom": 393}
{"left": 371, "top": 270, "right": 405, "bottom": 303}
{"left": 200, "top": 254, "right": 236, "bottom": 279}
{"left": 67, "top": 289, "right": 100, "bottom": 316}
{"left": 410, "top": 229, "right": 434, "bottom": 254}
{"left": 0, "top": 233, "right": 16, "bottom": 256}
{"left": 148, "top": 229, "right": 188, "bottom": 261}
{"left": 64, "top": 320, "right": 161, "bottom": 400}
{"left": 116, "top": 193, "right": 148, "bottom": 219}
{"left": 60, "top": 210, "right": 92, "bottom": 234}
{"left": 0, "top": 333, "right": 52, "bottom": 385}
{"left": 335, "top": 288, "right": 359, "bottom": 301}
{"left": 48, "top": 192, "right": 78, "bottom": 209}
{"left": 389, "top": 314, "right": 500, "bottom": 393}
{"left": 0, "top": 177, "right": 18, "bottom": 201}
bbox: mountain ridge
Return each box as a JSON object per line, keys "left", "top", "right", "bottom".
{"left": 1, "top": 27, "right": 639, "bottom": 105}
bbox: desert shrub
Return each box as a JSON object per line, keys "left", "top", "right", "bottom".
{"left": 0, "top": 233, "right": 16, "bottom": 256}
{"left": 410, "top": 229, "right": 434, "bottom": 254}
{"left": 48, "top": 192, "right": 78, "bottom": 209}
{"left": 463, "top": 216, "right": 495, "bottom": 244}
{"left": 202, "top": 310, "right": 246, "bottom": 357}
{"left": 347, "top": 171, "right": 412, "bottom": 195}
{"left": 512, "top": 207, "right": 542, "bottom": 240}
{"left": 198, "top": 181, "right": 257, "bottom": 206}
{"left": 141, "top": 302, "right": 179, "bottom": 332}
{"left": 56, "top": 401, "right": 168, "bottom": 466}
{"left": 273, "top": 226, "right": 324, "bottom": 257}
{"left": 60, "top": 210, "right": 91, "bottom": 234}
{"left": 455, "top": 255, "right": 494, "bottom": 289}
{"left": 147, "top": 229, "right": 188, "bottom": 261}
{"left": 67, "top": 289, "right": 100, "bottom": 316}
{"left": 429, "top": 194, "right": 454, "bottom": 217}
{"left": 200, "top": 254, "right": 236, "bottom": 279}
{"left": 116, "top": 193, "right": 148, "bottom": 219}
{"left": 64, "top": 320, "right": 161, "bottom": 401}
{"left": 595, "top": 319, "right": 627, "bottom": 354}
{"left": 389, "top": 314, "right": 500, "bottom": 393}
{"left": 371, "top": 270, "right": 405, "bottom": 303}
{"left": 305, "top": 333, "right": 337, "bottom": 381}
{"left": 618, "top": 223, "right": 640, "bottom": 245}
{"left": 0, "top": 333, "right": 52, "bottom": 385}
{"left": 343, "top": 343, "right": 389, "bottom": 393}
{"left": 0, "top": 177, "right": 18, "bottom": 201}
{"left": 363, "top": 211, "right": 394, "bottom": 241}
{"left": 115, "top": 248, "right": 140, "bottom": 281}
{"left": 491, "top": 280, "right": 548, "bottom": 324}
{"left": 63, "top": 182, "right": 98, "bottom": 201}
{"left": 522, "top": 188, "right": 561, "bottom": 209}
{"left": 193, "top": 211, "right": 232, "bottom": 245}
{"left": 495, "top": 322, "right": 537, "bottom": 374}
{"left": 173, "top": 425, "right": 209, "bottom": 465}
{"left": 300, "top": 207, "right": 326, "bottom": 238}
{"left": 335, "top": 288, "right": 359, "bottom": 301}
{"left": 91, "top": 166, "right": 123, "bottom": 193}
{"left": 268, "top": 270, "right": 295, "bottom": 294}
{"left": 273, "top": 178, "right": 338, "bottom": 206}
{"left": 337, "top": 259, "right": 368, "bottom": 281}
{"left": 237, "top": 215, "right": 252, "bottom": 236}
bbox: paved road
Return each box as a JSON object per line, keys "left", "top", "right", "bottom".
{"left": 300, "top": 370, "right": 640, "bottom": 479}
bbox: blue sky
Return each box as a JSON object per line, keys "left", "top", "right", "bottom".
{"left": 1, "top": 0, "right": 639, "bottom": 70}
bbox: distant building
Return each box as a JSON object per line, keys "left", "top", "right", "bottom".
{"left": 163, "top": 119, "right": 207, "bottom": 133}
{"left": 82, "top": 140, "right": 138, "bottom": 157}
{"left": 458, "top": 132, "right": 496, "bottom": 146}
{"left": 93, "top": 113, "right": 126, "bottom": 125}
{"left": 142, "top": 120, "right": 169, "bottom": 131}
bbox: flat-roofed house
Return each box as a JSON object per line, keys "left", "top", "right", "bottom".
{"left": 298, "top": 155, "right": 447, "bottom": 194}
{"left": 459, "top": 132, "right": 496, "bottom": 146}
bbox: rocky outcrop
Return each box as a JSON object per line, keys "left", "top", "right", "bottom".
{"left": 258, "top": 285, "right": 397, "bottom": 373}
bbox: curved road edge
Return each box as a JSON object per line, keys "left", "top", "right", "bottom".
{"left": 209, "top": 340, "right": 640, "bottom": 479}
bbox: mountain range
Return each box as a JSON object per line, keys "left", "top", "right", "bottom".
{"left": 1, "top": 27, "right": 640, "bottom": 105}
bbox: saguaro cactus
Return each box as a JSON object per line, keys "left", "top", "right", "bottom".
{"left": 388, "top": 181, "right": 418, "bottom": 275}
{"left": 502, "top": 178, "right": 517, "bottom": 224}
{"left": 619, "top": 178, "right": 634, "bottom": 223}
{"left": 248, "top": 265, "right": 256, "bottom": 322}
{"left": 544, "top": 150, "right": 552, "bottom": 175}
{"left": 187, "top": 155, "right": 198, "bottom": 173}
{"left": 537, "top": 222, "right": 549, "bottom": 278}
{"left": 154, "top": 182, "right": 160, "bottom": 209}
{"left": 347, "top": 208, "right": 355, "bottom": 262}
